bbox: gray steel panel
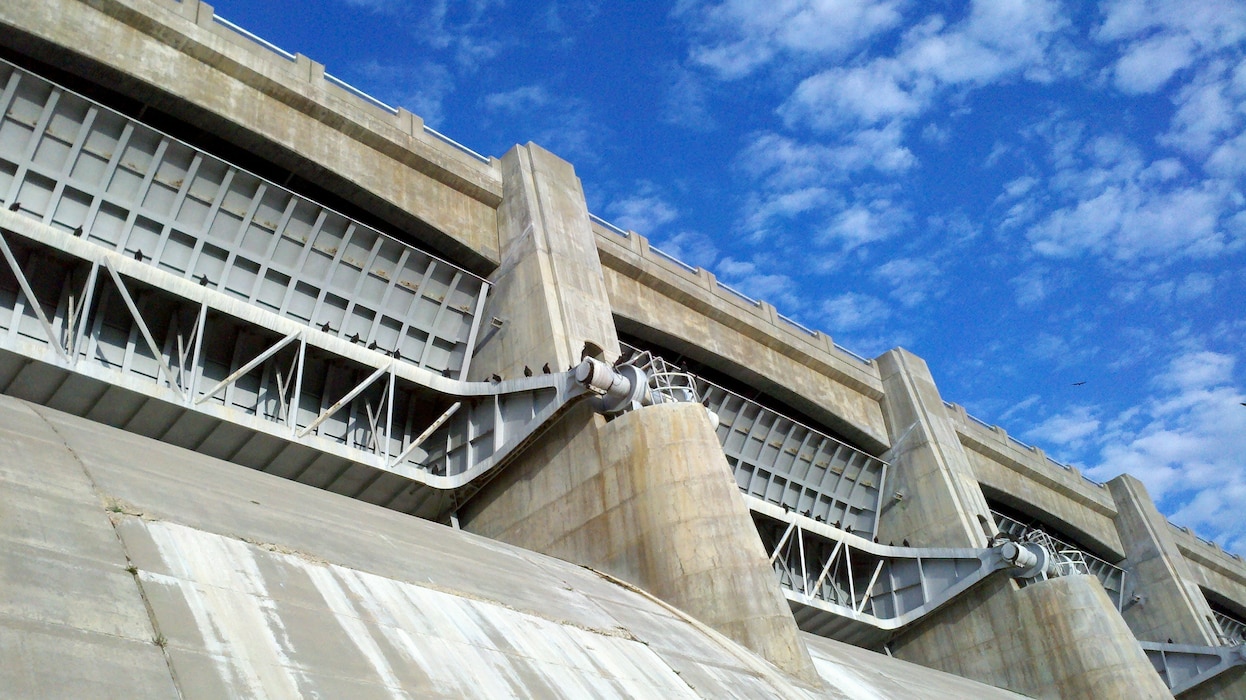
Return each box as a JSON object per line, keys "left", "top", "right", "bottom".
{"left": 0, "top": 59, "right": 485, "bottom": 378}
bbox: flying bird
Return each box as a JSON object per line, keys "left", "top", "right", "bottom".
{"left": 1072, "top": 381, "right": 1086, "bottom": 386}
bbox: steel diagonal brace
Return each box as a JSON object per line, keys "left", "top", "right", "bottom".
{"left": 1140, "top": 642, "right": 1246, "bottom": 696}
{"left": 103, "top": 259, "right": 188, "bottom": 402}
{"left": 0, "top": 229, "right": 71, "bottom": 362}
{"left": 750, "top": 497, "right": 1053, "bottom": 637}
{"left": 297, "top": 363, "right": 390, "bottom": 438}
{"left": 195, "top": 330, "right": 301, "bottom": 405}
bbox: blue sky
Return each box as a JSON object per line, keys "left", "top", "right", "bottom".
{"left": 207, "top": 0, "right": 1246, "bottom": 552}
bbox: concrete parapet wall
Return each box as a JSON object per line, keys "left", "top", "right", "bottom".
{"left": 460, "top": 401, "right": 822, "bottom": 684}
{"left": 594, "top": 224, "right": 888, "bottom": 453}
{"left": 953, "top": 413, "right": 1125, "bottom": 558}
{"left": 1169, "top": 525, "right": 1246, "bottom": 619}
{"left": 0, "top": 0, "right": 503, "bottom": 272}
{"left": 949, "top": 402, "right": 1123, "bottom": 548}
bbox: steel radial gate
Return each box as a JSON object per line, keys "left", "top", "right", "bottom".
{"left": 0, "top": 58, "right": 486, "bottom": 380}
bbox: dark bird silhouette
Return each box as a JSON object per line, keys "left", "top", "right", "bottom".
{"left": 72, "top": 226, "right": 83, "bottom": 237}
{"left": 889, "top": 541, "right": 895, "bottom": 547}
{"left": 815, "top": 515, "right": 825, "bottom": 523}
{"left": 133, "top": 250, "right": 145, "bottom": 262}
{"left": 844, "top": 525, "right": 854, "bottom": 534}
{"left": 902, "top": 538, "right": 911, "bottom": 547}
{"left": 349, "top": 333, "right": 361, "bottom": 344}
{"left": 542, "top": 362, "right": 551, "bottom": 374}
{"left": 873, "top": 536, "right": 879, "bottom": 543}
{"left": 1168, "top": 638, "right": 1174, "bottom": 644}
{"left": 523, "top": 365, "right": 533, "bottom": 377}
{"left": 1241, "top": 402, "right": 1246, "bottom": 407}
{"left": 833, "top": 520, "right": 841, "bottom": 529}
{"left": 1072, "top": 381, "right": 1086, "bottom": 386}
{"left": 198, "top": 274, "right": 211, "bottom": 286}
{"left": 441, "top": 368, "right": 453, "bottom": 378}
{"left": 367, "top": 341, "right": 378, "bottom": 351}
{"left": 319, "top": 321, "right": 333, "bottom": 333}
{"left": 490, "top": 373, "right": 502, "bottom": 383}
{"left": 392, "top": 349, "right": 401, "bottom": 361}
{"left": 7, "top": 201, "right": 19, "bottom": 211}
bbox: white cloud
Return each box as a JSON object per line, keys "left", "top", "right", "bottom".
{"left": 679, "top": 0, "right": 905, "bottom": 79}
{"left": 780, "top": 0, "right": 1075, "bottom": 133}
{"left": 1027, "top": 180, "right": 1232, "bottom": 261}
{"left": 821, "top": 199, "right": 911, "bottom": 249}
{"left": 356, "top": 60, "right": 454, "bottom": 127}
{"left": 1025, "top": 405, "right": 1101, "bottom": 448}
{"left": 1011, "top": 266, "right": 1056, "bottom": 307}
{"left": 1111, "top": 32, "right": 1196, "bottom": 94}
{"left": 1160, "top": 61, "right": 1246, "bottom": 160}
{"left": 715, "top": 256, "right": 805, "bottom": 310}
{"left": 1015, "top": 119, "right": 1241, "bottom": 263}
{"left": 872, "top": 257, "right": 942, "bottom": 307}
{"left": 482, "top": 85, "right": 600, "bottom": 162}
{"left": 606, "top": 182, "right": 680, "bottom": 234}
{"left": 821, "top": 292, "right": 891, "bottom": 331}
{"left": 1073, "top": 349, "right": 1246, "bottom": 552}
{"left": 737, "top": 129, "right": 914, "bottom": 191}
{"left": 484, "top": 85, "right": 554, "bottom": 113}
{"left": 651, "top": 231, "right": 719, "bottom": 269}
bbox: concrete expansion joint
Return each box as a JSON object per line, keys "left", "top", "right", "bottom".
{"left": 22, "top": 404, "right": 189, "bottom": 699}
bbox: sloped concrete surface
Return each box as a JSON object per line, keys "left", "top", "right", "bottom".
{"left": 1, "top": 394, "right": 1025, "bottom": 698}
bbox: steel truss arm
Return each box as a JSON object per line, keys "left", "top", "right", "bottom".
{"left": 1140, "top": 642, "right": 1246, "bottom": 696}
{"left": 0, "top": 212, "right": 653, "bottom": 520}
{"left": 748, "top": 497, "right": 1048, "bottom": 646}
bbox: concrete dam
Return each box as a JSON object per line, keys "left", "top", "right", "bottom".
{"left": 1, "top": 1, "right": 1244, "bottom": 697}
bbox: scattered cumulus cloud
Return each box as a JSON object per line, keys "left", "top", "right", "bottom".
{"left": 872, "top": 257, "right": 942, "bottom": 307}
{"left": 779, "top": 0, "right": 1076, "bottom": 133}
{"left": 651, "top": 231, "right": 720, "bottom": 269}
{"left": 821, "top": 292, "right": 891, "bottom": 332}
{"left": 606, "top": 183, "right": 680, "bottom": 234}
{"left": 1097, "top": 0, "right": 1246, "bottom": 94}
{"left": 1035, "top": 350, "right": 1246, "bottom": 552}
{"left": 821, "top": 199, "right": 911, "bottom": 250}
{"left": 355, "top": 60, "right": 454, "bottom": 126}
{"left": 678, "top": 0, "right": 905, "bottom": 79}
